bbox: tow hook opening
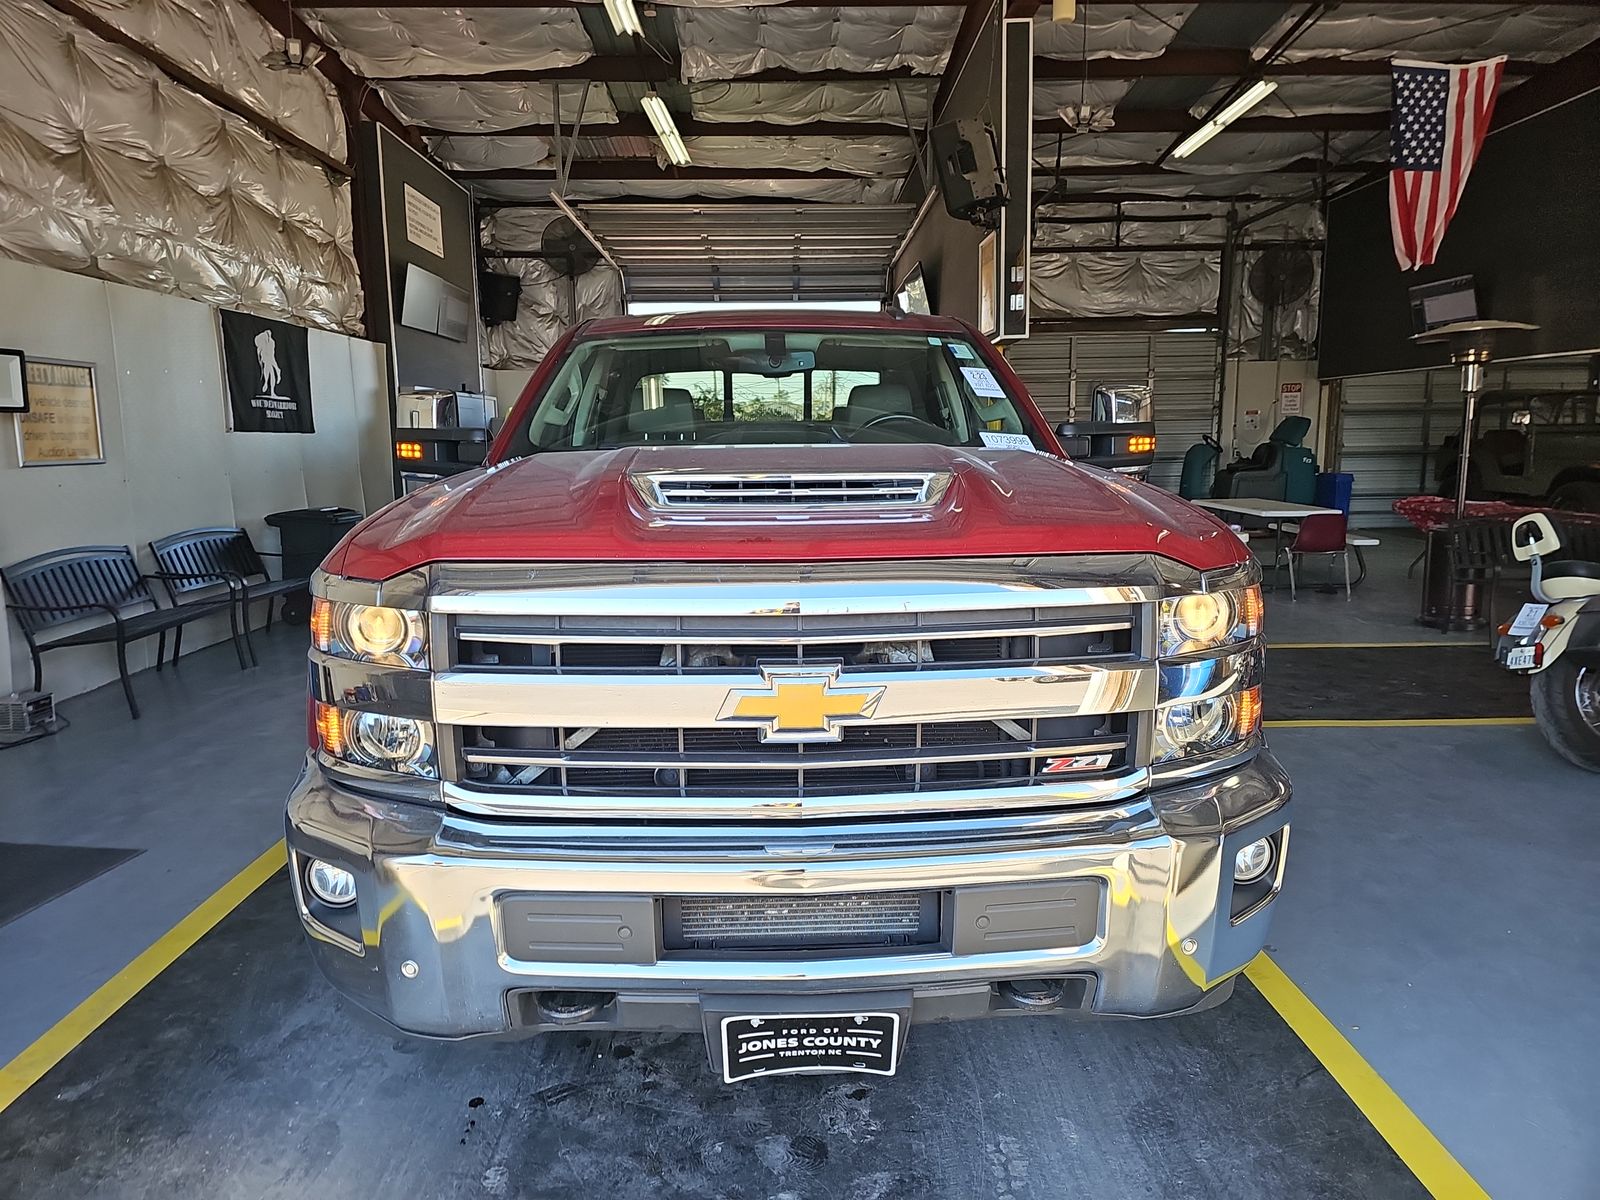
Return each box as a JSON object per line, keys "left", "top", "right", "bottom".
{"left": 532, "top": 990, "right": 615, "bottom": 1025}
{"left": 998, "top": 978, "right": 1072, "bottom": 1010}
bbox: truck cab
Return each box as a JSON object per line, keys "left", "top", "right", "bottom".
{"left": 286, "top": 312, "right": 1291, "bottom": 1081}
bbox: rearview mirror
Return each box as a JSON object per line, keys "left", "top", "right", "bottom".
{"left": 719, "top": 350, "right": 816, "bottom": 377}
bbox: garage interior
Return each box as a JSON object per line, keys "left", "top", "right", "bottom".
{"left": 1, "top": 1, "right": 1597, "bottom": 1198}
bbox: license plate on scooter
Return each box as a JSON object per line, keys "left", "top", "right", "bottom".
{"left": 1505, "top": 644, "right": 1538, "bottom": 671}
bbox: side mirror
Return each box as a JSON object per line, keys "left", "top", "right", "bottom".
{"left": 1510, "top": 512, "right": 1561, "bottom": 562}
{"left": 1056, "top": 431, "right": 1092, "bottom": 458}
{"left": 1055, "top": 420, "right": 1156, "bottom": 474}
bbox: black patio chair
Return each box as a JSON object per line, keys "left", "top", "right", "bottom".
{"left": 1444, "top": 518, "right": 1513, "bottom": 632}
{"left": 150, "top": 527, "right": 308, "bottom": 667}
{"left": 1, "top": 545, "right": 247, "bottom": 720}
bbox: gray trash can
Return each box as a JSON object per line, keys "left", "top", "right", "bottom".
{"left": 264, "top": 506, "right": 362, "bottom": 623}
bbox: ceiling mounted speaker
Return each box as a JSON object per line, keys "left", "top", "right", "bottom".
{"left": 929, "top": 118, "right": 1008, "bottom": 229}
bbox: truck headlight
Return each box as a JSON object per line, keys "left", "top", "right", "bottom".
{"left": 1153, "top": 648, "right": 1263, "bottom": 764}
{"left": 314, "top": 701, "right": 437, "bottom": 778}
{"left": 311, "top": 599, "right": 428, "bottom": 668}
{"left": 1154, "top": 686, "right": 1261, "bottom": 762}
{"left": 1159, "top": 585, "right": 1262, "bottom": 657}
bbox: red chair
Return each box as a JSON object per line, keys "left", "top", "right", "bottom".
{"left": 1277, "top": 512, "right": 1351, "bottom": 601}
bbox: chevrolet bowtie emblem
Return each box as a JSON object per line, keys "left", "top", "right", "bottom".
{"left": 717, "top": 666, "right": 886, "bottom": 743}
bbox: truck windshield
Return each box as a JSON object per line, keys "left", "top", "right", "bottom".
{"left": 502, "top": 330, "right": 1048, "bottom": 455}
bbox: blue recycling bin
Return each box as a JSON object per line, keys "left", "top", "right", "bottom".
{"left": 1315, "top": 471, "right": 1354, "bottom": 516}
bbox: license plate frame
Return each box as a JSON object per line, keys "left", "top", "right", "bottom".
{"left": 1504, "top": 643, "right": 1538, "bottom": 671}
{"left": 719, "top": 1011, "right": 901, "bottom": 1083}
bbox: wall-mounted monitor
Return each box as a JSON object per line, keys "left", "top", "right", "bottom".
{"left": 1408, "top": 275, "right": 1478, "bottom": 334}
{"left": 400, "top": 263, "right": 473, "bottom": 342}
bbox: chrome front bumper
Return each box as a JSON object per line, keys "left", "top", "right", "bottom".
{"left": 285, "top": 752, "right": 1291, "bottom": 1040}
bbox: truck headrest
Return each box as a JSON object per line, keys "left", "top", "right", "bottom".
{"left": 627, "top": 386, "right": 698, "bottom": 433}
{"left": 841, "top": 383, "right": 914, "bottom": 423}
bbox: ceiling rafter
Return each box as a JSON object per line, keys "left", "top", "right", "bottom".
{"left": 1034, "top": 50, "right": 1538, "bottom": 81}
{"left": 457, "top": 157, "right": 1379, "bottom": 182}
{"left": 458, "top": 163, "right": 869, "bottom": 181}
{"left": 307, "top": 0, "right": 961, "bottom": 6}
{"left": 1037, "top": 110, "right": 1389, "bottom": 134}
{"left": 372, "top": 61, "right": 925, "bottom": 84}
{"left": 376, "top": 49, "right": 1537, "bottom": 89}
{"left": 423, "top": 116, "right": 910, "bottom": 139}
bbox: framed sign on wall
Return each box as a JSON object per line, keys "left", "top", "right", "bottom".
{"left": 0, "top": 348, "right": 28, "bottom": 413}
{"left": 14, "top": 359, "right": 103, "bottom": 466}
{"left": 978, "top": 232, "right": 998, "bottom": 336}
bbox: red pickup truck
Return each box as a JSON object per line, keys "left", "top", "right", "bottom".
{"left": 287, "top": 311, "right": 1290, "bottom": 1083}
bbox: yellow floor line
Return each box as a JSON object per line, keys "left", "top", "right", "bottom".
{"left": 1268, "top": 717, "right": 1534, "bottom": 729}
{"left": 0, "top": 839, "right": 286, "bottom": 1115}
{"left": 1271, "top": 641, "right": 1489, "bottom": 650}
{"left": 1247, "top": 953, "right": 1491, "bottom": 1200}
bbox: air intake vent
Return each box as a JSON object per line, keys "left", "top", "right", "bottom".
{"left": 663, "top": 891, "right": 940, "bottom": 953}
{"left": 634, "top": 472, "right": 950, "bottom": 509}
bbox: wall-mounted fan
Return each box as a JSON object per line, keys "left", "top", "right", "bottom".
{"left": 541, "top": 216, "right": 602, "bottom": 323}
{"left": 1247, "top": 245, "right": 1316, "bottom": 359}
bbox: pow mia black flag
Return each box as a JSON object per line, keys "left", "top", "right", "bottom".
{"left": 221, "top": 309, "right": 314, "bottom": 433}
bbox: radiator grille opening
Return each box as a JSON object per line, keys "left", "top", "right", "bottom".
{"left": 661, "top": 891, "right": 941, "bottom": 954}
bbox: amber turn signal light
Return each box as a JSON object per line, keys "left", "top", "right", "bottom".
{"left": 1236, "top": 685, "right": 1263, "bottom": 736}
{"left": 1126, "top": 435, "right": 1157, "bottom": 454}
{"left": 396, "top": 441, "right": 425, "bottom": 461}
{"left": 313, "top": 700, "right": 346, "bottom": 756}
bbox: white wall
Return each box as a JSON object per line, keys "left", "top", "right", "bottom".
{"left": 0, "top": 257, "right": 393, "bottom": 699}
{"left": 1221, "top": 359, "right": 1325, "bottom": 462}
{"left": 485, "top": 368, "right": 536, "bottom": 421}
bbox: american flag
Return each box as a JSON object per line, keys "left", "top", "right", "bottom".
{"left": 1389, "top": 56, "right": 1505, "bottom": 271}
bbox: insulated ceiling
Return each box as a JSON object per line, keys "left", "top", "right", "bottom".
{"left": 674, "top": 7, "right": 962, "bottom": 81}
{"left": 300, "top": 7, "right": 593, "bottom": 76}
{"left": 297, "top": 3, "right": 1592, "bottom": 212}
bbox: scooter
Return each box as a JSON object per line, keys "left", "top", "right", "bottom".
{"left": 1496, "top": 513, "right": 1600, "bottom": 771}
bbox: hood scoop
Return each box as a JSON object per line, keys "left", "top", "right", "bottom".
{"left": 632, "top": 471, "right": 953, "bottom": 511}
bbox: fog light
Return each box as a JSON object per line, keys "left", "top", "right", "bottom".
{"left": 1234, "top": 838, "right": 1274, "bottom": 884}
{"left": 306, "top": 859, "right": 357, "bottom": 907}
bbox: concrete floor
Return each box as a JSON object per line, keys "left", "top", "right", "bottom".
{"left": 1, "top": 542, "right": 1594, "bottom": 1199}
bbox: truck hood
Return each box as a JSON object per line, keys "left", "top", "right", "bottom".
{"left": 330, "top": 444, "right": 1246, "bottom": 580}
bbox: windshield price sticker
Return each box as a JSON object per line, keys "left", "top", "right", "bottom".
{"left": 1507, "top": 602, "right": 1549, "bottom": 637}
{"left": 979, "top": 430, "right": 1036, "bottom": 452}
{"left": 961, "top": 366, "right": 1006, "bottom": 397}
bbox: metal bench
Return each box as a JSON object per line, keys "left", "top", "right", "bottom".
{"left": 1, "top": 545, "right": 246, "bottom": 719}
{"left": 150, "top": 527, "right": 309, "bottom": 667}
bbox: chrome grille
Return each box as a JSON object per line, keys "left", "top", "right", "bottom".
{"left": 635, "top": 471, "right": 947, "bottom": 509}
{"left": 432, "top": 561, "right": 1159, "bottom": 821}
{"left": 664, "top": 891, "right": 937, "bottom": 951}
{"left": 453, "top": 607, "right": 1134, "bottom": 673}
{"left": 459, "top": 717, "right": 1129, "bottom": 798}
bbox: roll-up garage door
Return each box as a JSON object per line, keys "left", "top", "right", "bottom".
{"left": 1333, "top": 354, "right": 1594, "bottom": 527}
{"left": 1004, "top": 332, "right": 1221, "bottom": 490}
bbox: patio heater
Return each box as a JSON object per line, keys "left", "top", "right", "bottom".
{"left": 1411, "top": 319, "right": 1537, "bottom": 628}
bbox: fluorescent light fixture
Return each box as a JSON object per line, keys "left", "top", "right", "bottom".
{"left": 1170, "top": 79, "right": 1278, "bottom": 160}
{"left": 627, "top": 300, "right": 883, "bottom": 315}
{"left": 601, "top": 0, "right": 643, "bottom": 36}
{"left": 641, "top": 93, "right": 692, "bottom": 167}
